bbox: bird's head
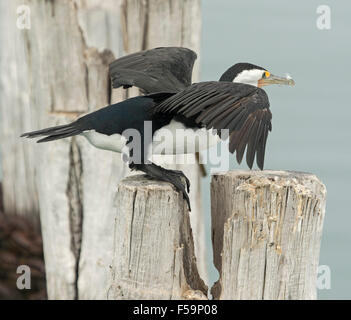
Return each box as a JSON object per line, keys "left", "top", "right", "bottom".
{"left": 219, "top": 63, "right": 295, "bottom": 88}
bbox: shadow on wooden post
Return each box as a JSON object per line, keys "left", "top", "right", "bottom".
{"left": 108, "top": 175, "right": 207, "bottom": 300}
{"left": 211, "top": 170, "right": 326, "bottom": 300}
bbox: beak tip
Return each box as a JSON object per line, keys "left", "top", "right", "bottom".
{"left": 285, "top": 76, "right": 295, "bottom": 86}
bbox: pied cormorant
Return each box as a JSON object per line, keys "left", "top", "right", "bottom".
{"left": 21, "top": 47, "right": 295, "bottom": 210}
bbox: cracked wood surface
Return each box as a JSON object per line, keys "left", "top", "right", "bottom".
{"left": 120, "top": 0, "right": 207, "bottom": 283}
{"left": 108, "top": 175, "right": 207, "bottom": 300}
{"left": 211, "top": 170, "right": 326, "bottom": 300}
{"left": 0, "top": 0, "right": 203, "bottom": 299}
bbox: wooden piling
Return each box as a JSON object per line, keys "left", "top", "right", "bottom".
{"left": 107, "top": 175, "right": 207, "bottom": 300}
{"left": 211, "top": 170, "right": 326, "bottom": 300}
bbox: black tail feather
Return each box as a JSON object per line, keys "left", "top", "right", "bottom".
{"left": 36, "top": 130, "right": 82, "bottom": 143}
{"left": 21, "top": 124, "right": 73, "bottom": 138}
{"left": 21, "top": 122, "right": 82, "bottom": 142}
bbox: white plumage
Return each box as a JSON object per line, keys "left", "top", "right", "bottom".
{"left": 81, "top": 120, "right": 220, "bottom": 156}
{"left": 233, "top": 69, "right": 265, "bottom": 87}
{"left": 81, "top": 131, "right": 127, "bottom": 153}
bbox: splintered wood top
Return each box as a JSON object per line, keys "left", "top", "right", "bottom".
{"left": 120, "top": 174, "right": 176, "bottom": 190}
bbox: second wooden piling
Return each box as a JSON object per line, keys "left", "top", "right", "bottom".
{"left": 211, "top": 170, "right": 326, "bottom": 300}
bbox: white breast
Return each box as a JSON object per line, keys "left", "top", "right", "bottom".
{"left": 81, "top": 121, "right": 221, "bottom": 156}
{"left": 151, "top": 120, "right": 220, "bottom": 155}
{"left": 81, "top": 130, "right": 127, "bottom": 153}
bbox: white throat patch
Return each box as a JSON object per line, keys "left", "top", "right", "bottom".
{"left": 233, "top": 69, "right": 264, "bottom": 87}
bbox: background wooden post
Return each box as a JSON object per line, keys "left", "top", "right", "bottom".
{"left": 211, "top": 170, "right": 326, "bottom": 300}
{"left": 107, "top": 175, "right": 207, "bottom": 300}
{"left": 0, "top": 0, "right": 204, "bottom": 299}
{"left": 119, "top": 0, "right": 207, "bottom": 284}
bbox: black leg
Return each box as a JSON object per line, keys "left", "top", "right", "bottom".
{"left": 156, "top": 167, "right": 190, "bottom": 193}
{"left": 130, "top": 162, "right": 191, "bottom": 211}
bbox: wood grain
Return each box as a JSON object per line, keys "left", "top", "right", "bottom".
{"left": 108, "top": 175, "right": 207, "bottom": 300}
{"left": 211, "top": 170, "right": 326, "bottom": 300}
{"left": 0, "top": 0, "right": 203, "bottom": 299}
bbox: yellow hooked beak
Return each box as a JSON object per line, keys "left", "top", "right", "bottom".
{"left": 259, "top": 73, "right": 295, "bottom": 87}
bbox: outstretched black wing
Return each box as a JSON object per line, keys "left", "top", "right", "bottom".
{"left": 109, "top": 47, "right": 197, "bottom": 94}
{"left": 153, "top": 82, "right": 272, "bottom": 170}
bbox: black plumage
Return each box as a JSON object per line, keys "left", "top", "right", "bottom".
{"left": 21, "top": 96, "right": 173, "bottom": 146}
{"left": 21, "top": 46, "right": 293, "bottom": 210}
{"left": 219, "top": 63, "right": 265, "bottom": 81}
{"left": 109, "top": 47, "right": 196, "bottom": 94}
{"left": 152, "top": 81, "right": 272, "bottom": 169}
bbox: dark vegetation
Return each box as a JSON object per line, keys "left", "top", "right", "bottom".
{"left": 0, "top": 184, "right": 47, "bottom": 299}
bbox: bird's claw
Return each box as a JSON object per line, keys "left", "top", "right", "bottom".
{"left": 132, "top": 163, "right": 191, "bottom": 211}
{"left": 176, "top": 180, "right": 191, "bottom": 212}
{"left": 172, "top": 170, "right": 190, "bottom": 193}
{"left": 164, "top": 170, "right": 191, "bottom": 211}
{"left": 178, "top": 177, "right": 191, "bottom": 211}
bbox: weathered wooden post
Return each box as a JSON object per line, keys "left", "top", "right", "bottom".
{"left": 0, "top": 0, "right": 204, "bottom": 299}
{"left": 107, "top": 175, "right": 207, "bottom": 300}
{"left": 211, "top": 170, "right": 326, "bottom": 300}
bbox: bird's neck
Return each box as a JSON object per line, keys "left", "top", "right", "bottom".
{"left": 219, "top": 67, "right": 236, "bottom": 82}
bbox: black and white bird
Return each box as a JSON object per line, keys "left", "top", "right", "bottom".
{"left": 21, "top": 47, "right": 295, "bottom": 210}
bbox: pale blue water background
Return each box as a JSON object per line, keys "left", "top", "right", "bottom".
{"left": 201, "top": 0, "right": 351, "bottom": 299}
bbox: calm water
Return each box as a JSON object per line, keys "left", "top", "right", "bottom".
{"left": 201, "top": 0, "right": 351, "bottom": 299}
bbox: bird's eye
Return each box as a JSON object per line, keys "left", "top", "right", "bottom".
{"left": 263, "top": 71, "right": 270, "bottom": 78}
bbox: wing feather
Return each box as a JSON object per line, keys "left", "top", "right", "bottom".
{"left": 153, "top": 81, "right": 272, "bottom": 169}
{"left": 109, "top": 47, "right": 197, "bottom": 94}
{"left": 196, "top": 96, "right": 235, "bottom": 123}
{"left": 246, "top": 120, "right": 260, "bottom": 168}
